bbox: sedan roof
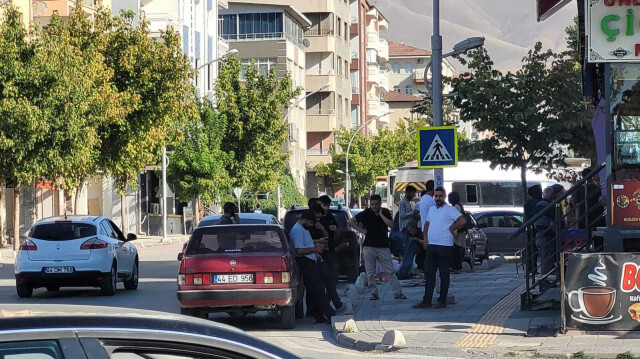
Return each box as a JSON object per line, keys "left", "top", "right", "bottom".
{"left": 35, "top": 215, "right": 103, "bottom": 224}
{"left": 472, "top": 210, "right": 524, "bottom": 217}
{"left": 201, "top": 213, "right": 275, "bottom": 221}
{"left": 0, "top": 304, "right": 297, "bottom": 359}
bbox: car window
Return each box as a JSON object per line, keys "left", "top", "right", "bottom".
{"left": 0, "top": 340, "right": 64, "bottom": 359}
{"left": 283, "top": 211, "right": 303, "bottom": 233}
{"left": 186, "top": 226, "right": 286, "bottom": 254}
{"left": 29, "top": 223, "right": 97, "bottom": 241}
{"left": 100, "top": 221, "right": 118, "bottom": 240}
{"left": 506, "top": 215, "right": 523, "bottom": 228}
{"left": 109, "top": 220, "right": 126, "bottom": 240}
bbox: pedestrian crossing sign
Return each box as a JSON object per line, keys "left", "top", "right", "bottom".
{"left": 417, "top": 126, "right": 458, "bottom": 168}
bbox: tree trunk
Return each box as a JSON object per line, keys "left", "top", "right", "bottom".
{"left": 74, "top": 181, "right": 84, "bottom": 214}
{"left": 0, "top": 187, "right": 4, "bottom": 247}
{"left": 521, "top": 164, "right": 528, "bottom": 208}
{"left": 121, "top": 177, "right": 129, "bottom": 233}
{"left": 192, "top": 194, "right": 200, "bottom": 228}
{"left": 13, "top": 185, "right": 20, "bottom": 252}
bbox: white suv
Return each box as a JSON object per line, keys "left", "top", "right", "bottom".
{"left": 15, "top": 216, "right": 139, "bottom": 297}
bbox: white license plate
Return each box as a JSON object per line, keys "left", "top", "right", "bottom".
{"left": 43, "top": 266, "right": 74, "bottom": 274}
{"left": 213, "top": 274, "right": 253, "bottom": 284}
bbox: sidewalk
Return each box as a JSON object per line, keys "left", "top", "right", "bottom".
{"left": 0, "top": 234, "right": 188, "bottom": 264}
{"left": 332, "top": 262, "right": 640, "bottom": 358}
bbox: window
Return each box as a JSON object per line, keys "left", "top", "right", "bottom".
{"left": 219, "top": 14, "right": 237, "bottom": 39}
{"left": 186, "top": 227, "right": 286, "bottom": 254}
{"left": 392, "top": 62, "right": 400, "bottom": 74}
{"left": 404, "top": 86, "right": 414, "bottom": 94}
{"left": 0, "top": 340, "right": 64, "bottom": 359}
{"left": 241, "top": 58, "right": 278, "bottom": 78}
{"left": 101, "top": 221, "right": 118, "bottom": 240}
{"left": 393, "top": 86, "right": 400, "bottom": 92}
{"left": 337, "top": 56, "right": 343, "bottom": 76}
{"left": 405, "top": 62, "right": 413, "bottom": 73}
{"left": 29, "top": 223, "right": 97, "bottom": 241}
{"left": 221, "top": 12, "right": 284, "bottom": 40}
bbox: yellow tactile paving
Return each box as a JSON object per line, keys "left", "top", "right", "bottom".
{"left": 456, "top": 284, "right": 525, "bottom": 348}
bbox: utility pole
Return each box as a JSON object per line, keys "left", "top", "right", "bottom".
{"left": 432, "top": 0, "right": 444, "bottom": 189}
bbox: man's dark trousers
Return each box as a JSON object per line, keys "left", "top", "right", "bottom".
{"left": 318, "top": 252, "right": 342, "bottom": 309}
{"left": 296, "top": 257, "right": 336, "bottom": 322}
{"left": 423, "top": 244, "right": 452, "bottom": 304}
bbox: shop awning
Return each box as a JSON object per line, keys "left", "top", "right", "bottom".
{"left": 537, "top": 0, "right": 572, "bottom": 22}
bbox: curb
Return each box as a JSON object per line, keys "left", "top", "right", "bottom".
{"left": 331, "top": 315, "right": 382, "bottom": 352}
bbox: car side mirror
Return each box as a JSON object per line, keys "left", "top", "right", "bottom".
{"left": 126, "top": 233, "right": 137, "bottom": 241}
{"left": 177, "top": 252, "right": 184, "bottom": 261}
{"left": 478, "top": 223, "right": 488, "bottom": 229}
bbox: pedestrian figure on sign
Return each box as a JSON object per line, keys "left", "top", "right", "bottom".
{"left": 413, "top": 187, "right": 466, "bottom": 310}
{"left": 348, "top": 195, "right": 406, "bottom": 301}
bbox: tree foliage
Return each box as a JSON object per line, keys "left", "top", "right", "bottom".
{"left": 451, "top": 40, "right": 590, "bottom": 204}
{"left": 168, "top": 101, "right": 233, "bottom": 205}
{"left": 216, "top": 58, "right": 301, "bottom": 201}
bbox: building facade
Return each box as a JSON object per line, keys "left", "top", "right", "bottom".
{"left": 220, "top": 1, "right": 310, "bottom": 191}
{"left": 349, "top": 0, "right": 389, "bottom": 138}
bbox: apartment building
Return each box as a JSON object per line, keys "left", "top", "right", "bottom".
{"left": 349, "top": 0, "right": 389, "bottom": 138}
{"left": 220, "top": 1, "right": 310, "bottom": 191}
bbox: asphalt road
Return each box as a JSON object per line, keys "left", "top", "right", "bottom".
{"left": 0, "top": 242, "right": 450, "bottom": 359}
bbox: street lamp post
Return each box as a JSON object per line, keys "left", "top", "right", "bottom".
{"left": 343, "top": 112, "right": 392, "bottom": 207}
{"left": 161, "top": 49, "right": 239, "bottom": 242}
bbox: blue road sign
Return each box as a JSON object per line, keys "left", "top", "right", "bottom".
{"left": 417, "top": 126, "right": 458, "bottom": 169}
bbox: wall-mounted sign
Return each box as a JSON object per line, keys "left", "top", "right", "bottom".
{"left": 564, "top": 253, "right": 640, "bottom": 331}
{"left": 611, "top": 181, "right": 640, "bottom": 226}
{"left": 587, "top": 0, "right": 640, "bottom": 62}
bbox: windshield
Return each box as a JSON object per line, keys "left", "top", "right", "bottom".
{"left": 186, "top": 226, "right": 285, "bottom": 254}
{"left": 29, "top": 223, "right": 97, "bottom": 241}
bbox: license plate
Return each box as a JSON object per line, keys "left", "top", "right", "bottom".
{"left": 213, "top": 274, "right": 253, "bottom": 284}
{"left": 43, "top": 266, "right": 74, "bottom": 274}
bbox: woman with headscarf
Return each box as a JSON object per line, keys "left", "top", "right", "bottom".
{"left": 448, "top": 192, "right": 466, "bottom": 273}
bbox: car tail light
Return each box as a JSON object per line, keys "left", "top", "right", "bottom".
{"left": 256, "top": 272, "right": 283, "bottom": 284}
{"left": 19, "top": 240, "right": 37, "bottom": 251}
{"left": 181, "top": 274, "right": 210, "bottom": 286}
{"left": 281, "top": 271, "right": 290, "bottom": 283}
{"left": 80, "top": 238, "right": 108, "bottom": 250}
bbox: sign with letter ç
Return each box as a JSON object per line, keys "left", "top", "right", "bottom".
{"left": 587, "top": 0, "right": 640, "bottom": 62}
{"left": 564, "top": 253, "right": 640, "bottom": 330}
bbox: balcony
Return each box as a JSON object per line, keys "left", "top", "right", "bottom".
{"left": 378, "top": 39, "right": 389, "bottom": 62}
{"left": 305, "top": 29, "right": 334, "bottom": 37}
{"left": 367, "top": 95, "right": 383, "bottom": 118}
{"left": 307, "top": 149, "right": 331, "bottom": 155}
{"left": 306, "top": 71, "right": 335, "bottom": 93}
{"left": 351, "top": 50, "right": 359, "bottom": 60}
{"left": 218, "top": 0, "right": 229, "bottom": 9}
{"left": 307, "top": 154, "right": 332, "bottom": 169}
{"left": 367, "top": 63, "right": 379, "bottom": 84}
{"left": 307, "top": 110, "right": 337, "bottom": 132}
{"left": 379, "top": 69, "right": 390, "bottom": 91}
{"left": 366, "top": 31, "right": 379, "bottom": 50}
{"left": 414, "top": 69, "right": 425, "bottom": 83}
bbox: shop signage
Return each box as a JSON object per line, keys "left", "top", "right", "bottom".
{"left": 611, "top": 181, "right": 640, "bottom": 226}
{"left": 586, "top": 0, "right": 640, "bottom": 62}
{"left": 564, "top": 253, "right": 640, "bottom": 330}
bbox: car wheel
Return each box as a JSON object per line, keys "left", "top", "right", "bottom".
{"left": 280, "top": 305, "right": 296, "bottom": 329}
{"left": 100, "top": 263, "right": 117, "bottom": 296}
{"left": 46, "top": 285, "right": 60, "bottom": 292}
{"left": 16, "top": 283, "right": 33, "bottom": 298}
{"left": 124, "top": 259, "right": 139, "bottom": 290}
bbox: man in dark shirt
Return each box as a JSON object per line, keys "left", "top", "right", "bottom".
{"left": 317, "top": 195, "right": 343, "bottom": 311}
{"left": 218, "top": 202, "right": 239, "bottom": 225}
{"left": 524, "top": 185, "right": 542, "bottom": 223}
{"left": 348, "top": 195, "right": 406, "bottom": 301}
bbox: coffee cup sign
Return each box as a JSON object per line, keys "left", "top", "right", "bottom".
{"left": 568, "top": 286, "right": 617, "bottom": 318}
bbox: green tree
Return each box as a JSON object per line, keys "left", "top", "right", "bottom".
{"left": 451, "top": 43, "right": 572, "bottom": 206}
{"left": 167, "top": 101, "right": 233, "bottom": 226}
{"left": 99, "top": 12, "right": 197, "bottom": 231}
{"left": 32, "top": 9, "right": 128, "bottom": 213}
{"left": 0, "top": 5, "right": 45, "bottom": 250}
{"left": 216, "top": 58, "right": 301, "bottom": 203}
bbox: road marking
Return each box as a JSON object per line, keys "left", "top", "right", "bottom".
{"left": 455, "top": 284, "right": 524, "bottom": 348}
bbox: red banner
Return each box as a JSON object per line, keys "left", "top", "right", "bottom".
{"left": 537, "top": 0, "right": 572, "bottom": 21}
{"left": 611, "top": 181, "right": 640, "bottom": 227}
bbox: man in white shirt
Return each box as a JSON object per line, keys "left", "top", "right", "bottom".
{"left": 419, "top": 180, "right": 435, "bottom": 233}
{"left": 413, "top": 187, "right": 466, "bottom": 310}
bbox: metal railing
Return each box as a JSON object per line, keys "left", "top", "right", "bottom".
{"left": 304, "top": 29, "right": 333, "bottom": 36}
{"left": 307, "top": 149, "right": 330, "bottom": 155}
{"left": 514, "top": 163, "right": 607, "bottom": 310}
{"left": 307, "top": 109, "right": 335, "bottom": 116}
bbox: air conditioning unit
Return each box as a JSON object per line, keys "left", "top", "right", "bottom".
{"left": 417, "top": 58, "right": 424, "bottom": 64}
{"left": 151, "top": 203, "right": 160, "bottom": 214}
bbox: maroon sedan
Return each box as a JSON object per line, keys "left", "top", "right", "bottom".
{"left": 177, "top": 224, "right": 300, "bottom": 329}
